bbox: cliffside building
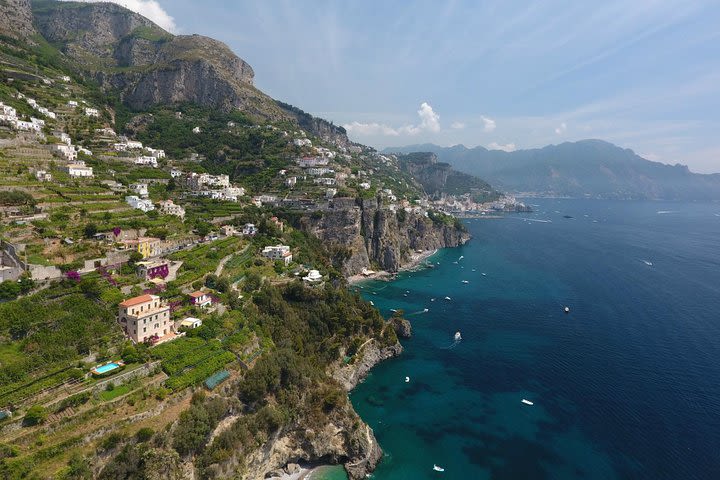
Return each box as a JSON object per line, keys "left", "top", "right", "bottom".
{"left": 118, "top": 294, "right": 171, "bottom": 343}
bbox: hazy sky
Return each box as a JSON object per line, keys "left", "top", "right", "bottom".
{"left": 80, "top": 0, "right": 720, "bottom": 173}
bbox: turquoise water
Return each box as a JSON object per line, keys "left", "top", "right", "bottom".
{"left": 307, "top": 465, "right": 348, "bottom": 480}
{"left": 351, "top": 199, "right": 720, "bottom": 480}
{"left": 95, "top": 363, "right": 120, "bottom": 374}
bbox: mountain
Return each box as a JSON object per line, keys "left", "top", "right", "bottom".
{"left": 396, "top": 152, "right": 498, "bottom": 201}
{"left": 384, "top": 140, "right": 720, "bottom": 200}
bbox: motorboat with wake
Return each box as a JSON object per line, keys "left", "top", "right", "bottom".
{"left": 433, "top": 465, "right": 445, "bottom": 472}
{"left": 521, "top": 399, "right": 534, "bottom": 406}
{"left": 454, "top": 331, "right": 462, "bottom": 341}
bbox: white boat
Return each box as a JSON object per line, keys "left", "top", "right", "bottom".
{"left": 564, "top": 306, "right": 570, "bottom": 314}
{"left": 481, "top": 273, "right": 487, "bottom": 276}
{"left": 390, "top": 308, "right": 397, "bottom": 312}
{"left": 462, "top": 280, "right": 469, "bottom": 284}
{"left": 369, "top": 301, "right": 374, "bottom": 306}
{"left": 423, "top": 308, "right": 429, "bottom": 312}
{"left": 521, "top": 399, "right": 534, "bottom": 406}
{"left": 444, "top": 296, "right": 452, "bottom": 301}
{"left": 405, "top": 376, "right": 410, "bottom": 383}
{"left": 472, "top": 268, "right": 476, "bottom": 272}
{"left": 433, "top": 465, "right": 445, "bottom": 472}
{"left": 459, "top": 256, "right": 464, "bottom": 260}
{"left": 454, "top": 331, "right": 462, "bottom": 341}
{"left": 642, "top": 260, "right": 653, "bottom": 266}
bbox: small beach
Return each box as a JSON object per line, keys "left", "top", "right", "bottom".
{"left": 347, "top": 249, "right": 438, "bottom": 285}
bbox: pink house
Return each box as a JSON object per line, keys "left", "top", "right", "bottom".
{"left": 189, "top": 291, "right": 212, "bottom": 309}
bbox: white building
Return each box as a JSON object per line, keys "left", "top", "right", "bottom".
{"left": 30, "top": 117, "right": 45, "bottom": 127}
{"left": 145, "top": 147, "right": 166, "bottom": 159}
{"left": 84, "top": 107, "right": 99, "bottom": 117}
{"left": 359, "top": 182, "right": 371, "bottom": 190}
{"left": 179, "top": 317, "right": 202, "bottom": 329}
{"left": 170, "top": 169, "right": 183, "bottom": 178}
{"left": 76, "top": 146, "right": 92, "bottom": 156}
{"left": 293, "top": 138, "right": 312, "bottom": 147}
{"left": 135, "top": 156, "right": 158, "bottom": 167}
{"left": 262, "top": 245, "right": 293, "bottom": 266}
{"left": 61, "top": 75, "right": 71, "bottom": 82}
{"left": 308, "top": 167, "right": 334, "bottom": 176}
{"left": 65, "top": 162, "right": 93, "bottom": 177}
{"left": 126, "top": 195, "right": 155, "bottom": 212}
{"left": 126, "top": 140, "right": 143, "bottom": 150}
{"left": 158, "top": 199, "right": 185, "bottom": 219}
{"left": 314, "top": 177, "right": 336, "bottom": 186}
{"left": 53, "top": 144, "right": 77, "bottom": 162}
{"left": 14, "top": 120, "right": 41, "bottom": 132}
{"left": 242, "top": 223, "right": 258, "bottom": 236}
{"left": 35, "top": 170, "right": 52, "bottom": 182}
{"left": 67, "top": 100, "right": 78, "bottom": 107}
{"left": 285, "top": 176, "right": 297, "bottom": 187}
{"left": 192, "top": 126, "right": 201, "bottom": 134}
{"left": 302, "top": 269, "right": 323, "bottom": 284}
{"left": 112, "top": 142, "right": 128, "bottom": 151}
{"left": 130, "top": 183, "right": 149, "bottom": 198}
{"left": 297, "top": 157, "right": 329, "bottom": 168}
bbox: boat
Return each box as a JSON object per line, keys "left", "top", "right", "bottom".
{"left": 564, "top": 306, "right": 570, "bottom": 314}
{"left": 459, "top": 256, "right": 464, "bottom": 260}
{"left": 462, "top": 280, "right": 469, "bottom": 284}
{"left": 642, "top": 260, "right": 653, "bottom": 266}
{"left": 390, "top": 308, "right": 397, "bottom": 313}
{"left": 481, "top": 273, "right": 487, "bottom": 276}
{"left": 433, "top": 465, "right": 445, "bottom": 472}
{"left": 369, "top": 301, "right": 374, "bottom": 306}
{"left": 405, "top": 376, "right": 410, "bottom": 383}
{"left": 444, "top": 296, "right": 452, "bottom": 301}
{"left": 472, "top": 268, "right": 476, "bottom": 272}
{"left": 521, "top": 399, "right": 534, "bottom": 406}
{"left": 423, "top": 308, "right": 429, "bottom": 312}
{"left": 454, "top": 331, "right": 462, "bottom": 341}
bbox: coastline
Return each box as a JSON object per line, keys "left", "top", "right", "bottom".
{"left": 347, "top": 248, "right": 438, "bottom": 285}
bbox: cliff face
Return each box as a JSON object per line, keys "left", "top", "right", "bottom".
{"left": 31, "top": 1, "right": 287, "bottom": 121}
{"left": 0, "top": 0, "right": 36, "bottom": 41}
{"left": 303, "top": 199, "right": 470, "bottom": 276}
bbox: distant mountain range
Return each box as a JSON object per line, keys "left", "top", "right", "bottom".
{"left": 383, "top": 140, "right": 720, "bottom": 200}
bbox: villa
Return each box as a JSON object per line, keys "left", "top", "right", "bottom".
{"left": 126, "top": 196, "right": 155, "bottom": 212}
{"left": 65, "top": 162, "right": 93, "bottom": 177}
{"left": 135, "top": 156, "right": 158, "bottom": 167}
{"left": 262, "top": 245, "right": 293, "bottom": 266}
{"left": 158, "top": 199, "right": 185, "bottom": 219}
{"left": 84, "top": 107, "right": 99, "bottom": 117}
{"left": 303, "top": 269, "right": 323, "bottom": 285}
{"left": 242, "top": 223, "right": 258, "bottom": 236}
{"left": 118, "top": 294, "right": 171, "bottom": 343}
{"left": 179, "top": 317, "right": 203, "bottom": 329}
{"left": 189, "top": 291, "right": 213, "bottom": 309}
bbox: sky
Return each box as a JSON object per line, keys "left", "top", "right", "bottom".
{"left": 73, "top": 0, "right": 720, "bottom": 173}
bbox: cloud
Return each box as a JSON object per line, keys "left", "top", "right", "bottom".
{"left": 555, "top": 122, "right": 567, "bottom": 135}
{"left": 451, "top": 121, "right": 466, "bottom": 130}
{"left": 416, "top": 102, "right": 441, "bottom": 133}
{"left": 481, "top": 116, "right": 496, "bottom": 132}
{"left": 62, "top": 0, "right": 178, "bottom": 33}
{"left": 344, "top": 102, "right": 441, "bottom": 137}
{"left": 488, "top": 142, "right": 517, "bottom": 152}
{"left": 343, "top": 122, "right": 400, "bottom": 136}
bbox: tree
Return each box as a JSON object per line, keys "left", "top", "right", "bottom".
{"left": 24, "top": 405, "right": 47, "bottom": 426}
{"left": 0, "top": 280, "right": 21, "bottom": 301}
{"left": 195, "top": 221, "right": 212, "bottom": 237}
{"left": 84, "top": 223, "right": 98, "bottom": 238}
{"left": 204, "top": 274, "right": 218, "bottom": 289}
{"left": 121, "top": 345, "right": 140, "bottom": 364}
{"left": 128, "top": 251, "right": 143, "bottom": 266}
{"left": 215, "top": 277, "right": 230, "bottom": 293}
{"left": 79, "top": 277, "right": 102, "bottom": 299}
{"left": 59, "top": 452, "right": 92, "bottom": 480}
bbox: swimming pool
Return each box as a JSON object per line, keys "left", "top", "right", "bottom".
{"left": 92, "top": 362, "right": 123, "bottom": 375}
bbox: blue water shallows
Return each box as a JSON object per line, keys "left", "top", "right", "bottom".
{"left": 351, "top": 199, "right": 720, "bottom": 480}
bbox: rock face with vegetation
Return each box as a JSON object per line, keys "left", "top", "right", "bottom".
{"left": 303, "top": 198, "right": 470, "bottom": 276}
{"left": 0, "top": 0, "right": 36, "bottom": 41}
{"left": 31, "top": 0, "right": 284, "bottom": 120}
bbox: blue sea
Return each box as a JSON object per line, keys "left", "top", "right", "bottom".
{"left": 349, "top": 199, "right": 720, "bottom": 480}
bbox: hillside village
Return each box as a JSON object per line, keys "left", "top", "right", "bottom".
{"left": 0, "top": 2, "right": 526, "bottom": 478}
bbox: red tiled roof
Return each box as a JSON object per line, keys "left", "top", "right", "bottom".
{"left": 189, "top": 291, "right": 206, "bottom": 298}
{"left": 119, "top": 294, "right": 153, "bottom": 307}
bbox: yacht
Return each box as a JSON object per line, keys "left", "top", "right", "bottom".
{"left": 433, "top": 465, "right": 445, "bottom": 472}
{"left": 521, "top": 399, "right": 534, "bottom": 406}
{"left": 454, "top": 331, "right": 462, "bottom": 341}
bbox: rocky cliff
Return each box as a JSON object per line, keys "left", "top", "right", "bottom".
{"left": 31, "top": 0, "right": 287, "bottom": 120}
{"left": 0, "top": 0, "right": 36, "bottom": 41}
{"left": 302, "top": 198, "right": 470, "bottom": 276}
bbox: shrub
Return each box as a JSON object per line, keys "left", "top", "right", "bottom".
{"left": 24, "top": 405, "right": 47, "bottom": 426}
{"left": 135, "top": 427, "right": 154, "bottom": 443}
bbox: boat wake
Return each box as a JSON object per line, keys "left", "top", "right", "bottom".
{"left": 657, "top": 210, "right": 677, "bottom": 215}
{"left": 407, "top": 308, "right": 429, "bottom": 316}
{"left": 640, "top": 259, "right": 653, "bottom": 266}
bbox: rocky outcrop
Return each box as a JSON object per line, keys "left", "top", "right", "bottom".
{"left": 390, "top": 317, "right": 412, "bottom": 338}
{"left": 332, "top": 339, "right": 403, "bottom": 392}
{"left": 0, "top": 0, "right": 36, "bottom": 41}
{"left": 31, "top": 1, "right": 287, "bottom": 121}
{"left": 303, "top": 198, "right": 470, "bottom": 276}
